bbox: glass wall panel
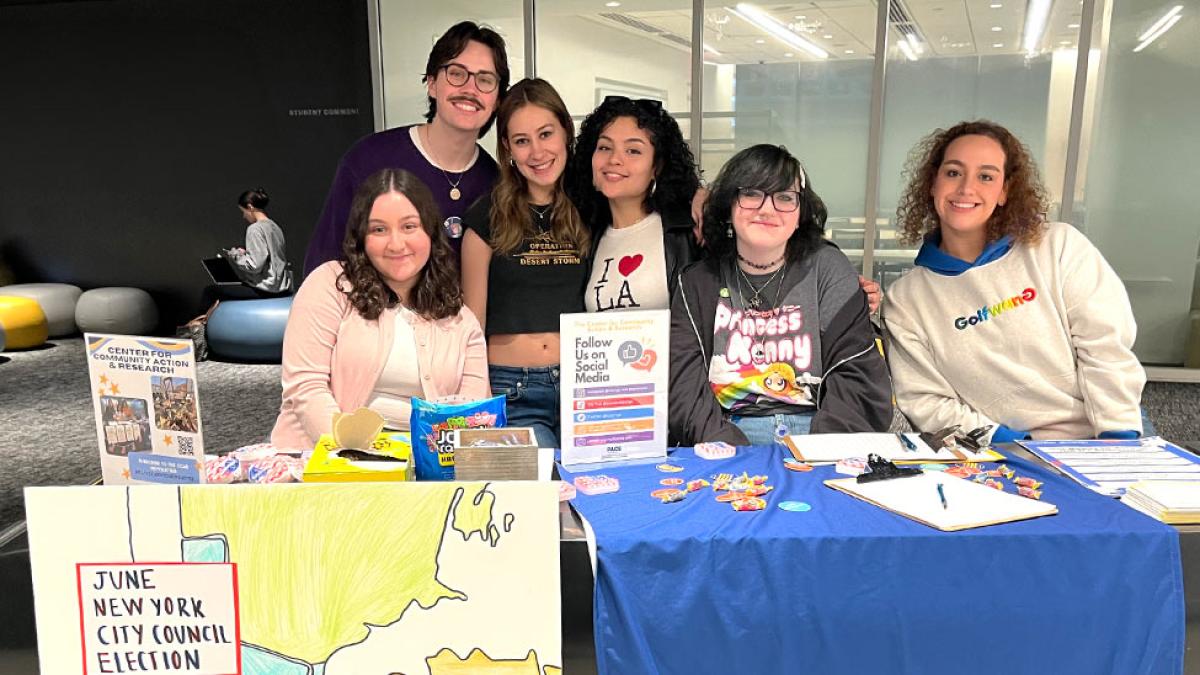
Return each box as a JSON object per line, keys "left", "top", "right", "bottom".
{"left": 534, "top": 1, "right": 693, "bottom": 135}
{"left": 874, "top": 0, "right": 1084, "bottom": 287}
{"left": 377, "top": 0, "right": 524, "bottom": 151}
{"left": 1080, "top": 0, "right": 1200, "bottom": 366}
{"left": 700, "top": 2, "right": 879, "bottom": 272}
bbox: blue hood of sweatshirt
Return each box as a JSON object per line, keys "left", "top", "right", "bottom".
{"left": 913, "top": 231, "right": 1013, "bottom": 276}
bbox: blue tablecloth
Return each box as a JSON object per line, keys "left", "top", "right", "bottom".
{"left": 559, "top": 445, "right": 1185, "bottom": 675}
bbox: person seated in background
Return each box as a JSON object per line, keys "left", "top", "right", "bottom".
{"left": 566, "top": 95, "right": 701, "bottom": 312}
{"left": 882, "top": 120, "right": 1146, "bottom": 443}
{"left": 669, "top": 144, "right": 893, "bottom": 446}
{"left": 461, "top": 78, "right": 590, "bottom": 450}
{"left": 226, "top": 187, "right": 294, "bottom": 296}
{"left": 271, "top": 168, "right": 488, "bottom": 450}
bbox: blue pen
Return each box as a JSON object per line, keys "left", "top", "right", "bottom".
{"left": 897, "top": 432, "right": 918, "bottom": 452}
{"left": 936, "top": 482, "right": 948, "bottom": 510}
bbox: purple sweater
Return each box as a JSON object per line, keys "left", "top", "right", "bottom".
{"left": 303, "top": 124, "right": 499, "bottom": 275}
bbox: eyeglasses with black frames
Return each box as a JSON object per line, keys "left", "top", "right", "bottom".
{"left": 736, "top": 188, "right": 802, "bottom": 213}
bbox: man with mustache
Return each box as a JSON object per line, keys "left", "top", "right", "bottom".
{"left": 304, "top": 21, "right": 510, "bottom": 274}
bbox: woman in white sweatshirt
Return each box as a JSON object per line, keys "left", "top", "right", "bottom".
{"left": 882, "top": 120, "right": 1146, "bottom": 443}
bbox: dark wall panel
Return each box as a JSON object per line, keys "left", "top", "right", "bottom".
{"left": 0, "top": 0, "right": 373, "bottom": 329}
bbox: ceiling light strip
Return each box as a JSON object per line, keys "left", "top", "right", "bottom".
{"left": 728, "top": 3, "right": 829, "bottom": 59}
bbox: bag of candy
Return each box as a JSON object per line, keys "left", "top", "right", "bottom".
{"left": 409, "top": 395, "right": 506, "bottom": 480}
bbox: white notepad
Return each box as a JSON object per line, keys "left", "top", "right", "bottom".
{"left": 825, "top": 471, "right": 1058, "bottom": 531}
{"left": 785, "top": 433, "right": 1004, "bottom": 464}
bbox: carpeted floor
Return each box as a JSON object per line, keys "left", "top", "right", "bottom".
{"left": 0, "top": 338, "right": 282, "bottom": 525}
{"left": 1, "top": 337, "right": 1198, "bottom": 526}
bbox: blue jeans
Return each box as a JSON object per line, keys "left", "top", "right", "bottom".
{"left": 731, "top": 411, "right": 815, "bottom": 446}
{"left": 489, "top": 365, "right": 561, "bottom": 449}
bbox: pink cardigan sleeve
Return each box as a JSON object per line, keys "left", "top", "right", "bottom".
{"left": 456, "top": 307, "right": 491, "bottom": 400}
{"left": 279, "top": 262, "right": 349, "bottom": 443}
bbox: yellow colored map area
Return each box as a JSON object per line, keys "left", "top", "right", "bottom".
{"left": 427, "top": 647, "right": 562, "bottom": 674}
{"left": 180, "top": 483, "right": 497, "bottom": 665}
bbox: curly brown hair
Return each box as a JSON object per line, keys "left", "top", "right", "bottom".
{"left": 339, "top": 169, "right": 463, "bottom": 321}
{"left": 895, "top": 120, "right": 1049, "bottom": 246}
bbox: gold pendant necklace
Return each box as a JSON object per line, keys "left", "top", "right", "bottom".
{"left": 423, "top": 125, "right": 464, "bottom": 201}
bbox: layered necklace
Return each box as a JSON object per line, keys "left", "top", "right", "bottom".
{"left": 734, "top": 260, "right": 786, "bottom": 310}
{"left": 422, "top": 125, "right": 465, "bottom": 201}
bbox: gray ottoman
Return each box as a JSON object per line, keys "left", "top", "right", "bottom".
{"left": 0, "top": 283, "right": 82, "bottom": 337}
{"left": 75, "top": 287, "right": 159, "bottom": 335}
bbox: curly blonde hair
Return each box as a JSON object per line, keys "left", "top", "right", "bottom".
{"left": 895, "top": 120, "right": 1049, "bottom": 246}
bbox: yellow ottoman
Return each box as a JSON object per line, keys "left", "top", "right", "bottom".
{"left": 0, "top": 295, "right": 49, "bottom": 350}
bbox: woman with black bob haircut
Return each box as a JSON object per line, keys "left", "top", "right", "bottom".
{"left": 567, "top": 96, "right": 701, "bottom": 312}
{"left": 271, "top": 168, "right": 488, "bottom": 450}
{"left": 669, "top": 144, "right": 892, "bottom": 446}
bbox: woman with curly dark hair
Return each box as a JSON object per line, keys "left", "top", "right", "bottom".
{"left": 271, "top": 168, "right": 488, "bottom": 450}
{"left": 883, "top": 120, "right": 1145, "bottom": 443}
{"left": 669, "top": 144, "right": 891, "bottom": 445}
{"left": 566, "top": 96, "right": 701, "bottom": 312}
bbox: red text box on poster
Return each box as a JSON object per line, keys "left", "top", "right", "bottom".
{"left": 76, "top": 562, "right": 241, "bottom": 675}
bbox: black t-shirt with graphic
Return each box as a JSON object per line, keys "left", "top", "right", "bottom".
{"left": 463, "top": 193, "right": 587, "bottom": 336}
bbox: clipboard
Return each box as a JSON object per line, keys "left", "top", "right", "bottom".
{"left": 824, "top": 471, "right": 1057, "bottom": 531}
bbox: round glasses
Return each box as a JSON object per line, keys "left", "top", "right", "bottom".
{"left": 439, "top": 63, "right": 499, "bottom": 93}
{"left": 736, "top": 188, "right": 802, "bottom": 212}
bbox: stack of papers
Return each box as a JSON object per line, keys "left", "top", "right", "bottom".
{"left": 1020, "top": 437, "right": 1200, "bottom": 496}
{"left": 1121, "top": 481, "right": 1200, "bottom": 524}
{"left": 785, "top": 433, "right": 1004, "bottom": 464}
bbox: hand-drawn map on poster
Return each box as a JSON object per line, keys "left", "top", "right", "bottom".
{"left": 24, "top": 482, "right": 562, "bottom": 674}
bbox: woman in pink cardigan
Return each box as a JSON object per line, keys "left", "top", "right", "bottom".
{"left": 271, "top": 168, "right": 489, "bottom": 450}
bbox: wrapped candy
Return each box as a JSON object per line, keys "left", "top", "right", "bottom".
{"left": 695, "top": 442, "right": 736, "bottom": 460}
{"left": 558, "top": 481, "right": 577, "bottom": 502}
{"left": 686, "top": 479, "right": 710, "bottom": 492}
{"left": 574, "top": 475, "right": 620, "bottom": 495}
{"left": 204, "top": 456, "right": 243, "bottom": 484}
{"left": 742, "top": 485, "right": 774, "bottom": 497}
{"left": 731, "top": 497, "right": 767, "bottom": 511}
{"left": 247, "top": 455, "right": 303, "bottom": 484}
{"left": 656, "top": 489, "right": 687, "bottom": 504}
{"left": 1018, "top": 486, "right": 1043, "bottom": 500}
{"left": 1013, "top": 476, "right": 1043, "bottom": 489}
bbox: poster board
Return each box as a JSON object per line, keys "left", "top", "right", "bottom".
{"left": 559, "top": 310, "right": 669, "bottom": 465}
{"left": 24, "top": 482, "right": 562, "bottom": 674}
{"left": 85, "top": 334, "right": 205, "bottom": 485}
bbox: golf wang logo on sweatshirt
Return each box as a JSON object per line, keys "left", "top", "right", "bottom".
{"left": 954, "top": 287, "right": 1038, "bottom": 330}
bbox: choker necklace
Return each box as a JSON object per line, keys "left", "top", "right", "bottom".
{"left": 738, "top": 253, "right": 786, "bottom": 271}
{"left": 530, "top": 203, "right": 553, "bottom": 221}
{"left": 422, "top": 125, "right": 465, "bottom": 201}
{"left": 735, "top": 263, "right": 785, "bottom": 310}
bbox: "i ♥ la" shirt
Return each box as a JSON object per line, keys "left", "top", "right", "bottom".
{"left": 585, "top": 212, "right": 669, "bottom": 312}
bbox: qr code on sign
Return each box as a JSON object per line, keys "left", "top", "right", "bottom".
{"left": 178, "top": 436, "right": 195, "bottom": 456}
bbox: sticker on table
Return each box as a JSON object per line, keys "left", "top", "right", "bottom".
{"left": 784, "top": 459, "right": 813, "bottom": 472}
{"left": 778, "top": 501, "right": 812, "bottom": 512}
{"left": 659, "top": 477, "right": 684, "bottom": 486}
{"left": 656, "top": 464, "right": 684, "bottom": 473}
